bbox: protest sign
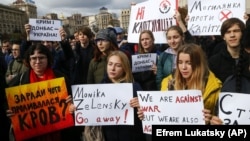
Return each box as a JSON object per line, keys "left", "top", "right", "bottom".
{"left": 128, "top": 0, "right": 178, "bottom": 43}
{"left": 71, "top": 83, "right": 134, "bottom": 126}
{"left": 5, "top": 77, "right": 74, "bottom": 141}
{"left": 29, "top": 18, "right": 61, "bottom": 41}
{"left": 137, "top": 89, "right": 205, "bottom": 134}
{"left": 219, "top": 92, "right": 250, "bottom": 125}
{"left": 131, "top": 53, "right": 157, "bottom": 73}
{"left": 188, "top": 0, "right": 245, "bottom": 36}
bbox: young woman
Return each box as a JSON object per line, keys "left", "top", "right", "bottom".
{"left": 156, "top": 10, "right": 194, "bottom": 89}
{"left": 87, "top": 28, "right": 118, "bottom": 84}
{"left": 85, "top": 28, "right": 118, "bottom": 141}
{"left": 161, "top": 43, "right": 222, "bottom": 124}
{"left": 156, "top": 26, "right": 184, "bottom": 89}
{"left": 101, "top": 50, "right": 145, "bottom": 141}
{"left": 132, "top": 30, "right": 158, "bottom": 91}
{"left": 69, "top": 50, "right": 145, "bottom": 141}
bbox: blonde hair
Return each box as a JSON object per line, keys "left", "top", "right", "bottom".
{"left": 107, "top": 50, "right": 134, "bottom": 82}
{"left": 174, "top": 43, "right": 209, "bottom": 93}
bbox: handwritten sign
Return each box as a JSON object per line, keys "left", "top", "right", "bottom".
{"left": 137, "top": 90, "right": 205, "bottom": 134}
{"left": 71, "top": 83, "right": 134, "bottom": 126}
{"left": 5, "top": 77, "right": 74, "bottom": 141}
{"left": 128, "top": 0, "right": 178, "bottom": 43}
{"left": 132, "top": 53, "right": 157, "bottom": 73}
{"left": 219, "top": 92, "right": 250, "bottom": 125}
{"left": 188, "top": 0, "right": 245, "bottom": 35}
{"left": 29, "top": 18, "right": 61, "bottom": 41}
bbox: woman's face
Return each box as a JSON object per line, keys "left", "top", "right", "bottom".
{"left": 29, "top": 50, "right": 48, "bottom": 75}
{"left": 107, "top": 55, "right": 124, "bottom": 82}
{"left": 140, "top": 33, "right": 154, "bottom": 51}
{"left": 178, "top": 53, "right": 192, "bottom": 81}
{"left": 167, "top": 29, "right": 183, "bottom": 51}
{"left": 96, "top": 39, "right": 110, "bottom": 54}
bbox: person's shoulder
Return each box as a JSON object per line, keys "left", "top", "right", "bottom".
{"left": 8, "top": 70, "right": 29, "bottom": 87}
{"left": 133, "top": 82, "right": 142, "bottom": 91}
{"left": 222, "top": 74, "right": 250, "bottom": 93}
{"left": 53, "top": 70, "right": 66, "bottom": 78}
{"left": 207, "top": 71, "right": 222, "bottom": 86}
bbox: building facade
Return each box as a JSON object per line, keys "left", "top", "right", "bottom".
{"left": 96, "top": 7, "right": 113, "bottom": 30}
{"left": 11, "top": 0, "right": 37, "bottom": 18}
{"left": 61, "top": 13, "right": 89, "bottom": 35}
{"left": 0, "top": 4, "right": 27, "bottom": 35}
{"left": 1, "top": 0, "right": 250, "bottom": 38}
{"left": 120, "top": 9, "right": 130, "bottom": 33}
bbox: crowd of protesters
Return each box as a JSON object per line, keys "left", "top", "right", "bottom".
{"left": 0, "top": 6, "right": 250, "bottom": 141}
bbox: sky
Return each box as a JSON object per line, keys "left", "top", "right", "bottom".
{"left": 1, "top": 0, "right": 146, "bottom": 17}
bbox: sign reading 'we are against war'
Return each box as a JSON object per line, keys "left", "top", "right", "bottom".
{"left": 5, "top": 77, "right": 74, "bottom": 141}
{"left": 137, "top": 90, "right": 205, "bottom": 134}
{"left": 71, "top": 83, "right": 134, "bottom": 126}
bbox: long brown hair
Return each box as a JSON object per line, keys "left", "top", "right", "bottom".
{"left": 174, "top": 43, "right": 209, "bottom": 93}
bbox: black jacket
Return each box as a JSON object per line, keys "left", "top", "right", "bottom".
{"left": 101, "top": 77, "right": 146, "bottom": 141}
{"left": 208, "top": 45, "right": 250, "bottom": 83}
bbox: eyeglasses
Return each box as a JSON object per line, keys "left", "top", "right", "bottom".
{"left": 30, "top": 56, "right": 47, "bottom": 62}
{"left": 11, "top": 49, "right": 19, "bottom": 51}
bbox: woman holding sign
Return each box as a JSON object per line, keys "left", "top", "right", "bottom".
{"left": 69, "top": 50, "right": 145, "bottom": 141}
{"left": 6, "top": 43, "right": 75, "bottom": 141}
{"left": 100, "top": 50, "right": 146, "bottom": 141}
{"left": 161, "top": 43, "right": 222, "bottom": 124}
{"left": 132, "top": 30, "right": 159, "bottom": 91}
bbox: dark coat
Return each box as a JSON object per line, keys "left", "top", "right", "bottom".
{"left": 208, "top": 45, "right": 250, "bottom": 83}
{"left": 214, "top": 74, "right": 250, "bottom": 116}
{"left": 101, "top": 78, "right": 146, "bottom": 141}
{"left": 70, "top": 41, "right": 94, "bottom": 85}
{"left": 133, "top": 47, "right": 159, "bottom": 91}
{"left": 0, "top": 56, "right": 10, "bottom": 140}
{"left": 222, "top": 75, "right": 250, "bottom": 94}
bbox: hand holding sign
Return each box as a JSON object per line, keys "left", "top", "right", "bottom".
{"left": 5, "top": 78, "right": 74, "bottom": 141}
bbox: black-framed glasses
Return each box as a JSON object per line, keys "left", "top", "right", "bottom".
{"left": 11, "top": 49, "right": 19, "bottom": 51}
{"left": 30, "top": 56, "right": 47, "bottom": 62}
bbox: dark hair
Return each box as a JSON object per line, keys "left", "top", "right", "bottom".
{"left": 78, "top": 26, "right": 93, "bottom": 39}
{"left": 93, "top": 41, "right": 118, "bottom": 62}
{"left": 166, "top": 25, "right": 184, "bottom": 37}
{"left": 220, "top": 18, "right": 245, "bottom": 38}
{"left": 24, "top": 43, "right": 53, "bottom": 68}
